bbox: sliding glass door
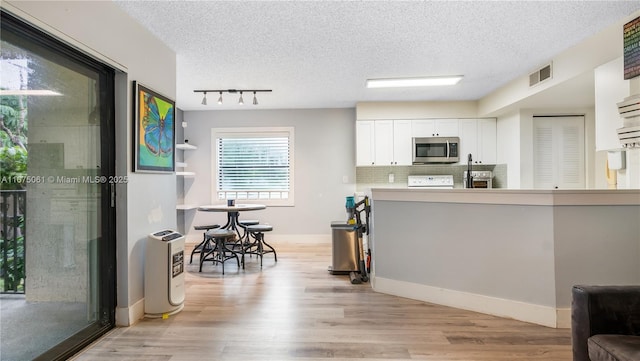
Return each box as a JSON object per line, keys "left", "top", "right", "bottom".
{"left": 0, "top": 11, "right": 116, "bottom": 361}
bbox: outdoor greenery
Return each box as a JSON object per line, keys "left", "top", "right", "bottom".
{"left": 0, "top": 207, "right": 25, "bottom": 293}
{"left": 1, "top": 93, "right": 28, "bottom": 190}
{"left": 1, "top": 92, "right": 27, "bottom": 293}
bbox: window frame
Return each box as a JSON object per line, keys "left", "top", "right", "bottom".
{"left": 211, "top": 126, "right": 295, "bottom": 207}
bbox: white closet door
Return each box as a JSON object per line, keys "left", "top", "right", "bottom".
{"left": 533, "top": 116, "right": 585, "bottom": 189}
{"left": 534, "top": 121, "right": 555, "bottom": 189}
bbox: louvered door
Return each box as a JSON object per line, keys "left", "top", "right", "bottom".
{"left": 533, "top": 116, "right": 585, "bottom": 189}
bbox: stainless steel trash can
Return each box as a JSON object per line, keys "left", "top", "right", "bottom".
{"left": 329, "top": 222, "right": 359, "bottom": 274}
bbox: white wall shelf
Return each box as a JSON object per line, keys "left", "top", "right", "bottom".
{"left": 176, "top": 143, "right": 197, "bottom": 150}
{"left": 176, "top": 204, "right": 198, "bottom": 211}
{"left": 176, "top": 171, "right": 195, "bottom": 177}
{"left": 176, "top": 162, "right": 187, "bottom": 168}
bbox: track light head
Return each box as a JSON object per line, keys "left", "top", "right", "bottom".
{"left": 195, "top": 89, "right": 271, "bottom": 106}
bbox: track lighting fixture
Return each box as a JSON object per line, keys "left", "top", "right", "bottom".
{"left": 194, "top": 89, "right": 272, "bottom": 106}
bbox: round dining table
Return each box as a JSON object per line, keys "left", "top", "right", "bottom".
{"left": 197, "top": 203, "right": 266, "bottom": 239}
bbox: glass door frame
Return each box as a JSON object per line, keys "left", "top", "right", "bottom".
{"left": 1, "top": 10, "right": 117, "bottom": 361}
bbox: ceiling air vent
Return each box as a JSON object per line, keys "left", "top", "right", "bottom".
{"left": 529, "top": 63, "right": 553, "bottom": 87}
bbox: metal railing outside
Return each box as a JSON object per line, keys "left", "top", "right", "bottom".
{"left": 1, "top": 190, "right": 26, "bottom": 293}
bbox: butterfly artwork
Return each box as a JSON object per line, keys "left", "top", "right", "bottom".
{"left": 134, "top": 82, "right": 175, "bottom": 172}
{"left": 143, "top": 94, "right": 174, "bottom": 157}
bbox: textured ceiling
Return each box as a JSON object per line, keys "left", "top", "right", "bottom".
{"left": 114, "top": 1, "right": 640, "bottom": 111}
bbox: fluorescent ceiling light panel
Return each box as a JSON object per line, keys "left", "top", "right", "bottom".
{"left": 366, "top": 76, "right": 463, "bottom": 88}
{"left": 0, "top": 90, "right": 63, "bottom": 96}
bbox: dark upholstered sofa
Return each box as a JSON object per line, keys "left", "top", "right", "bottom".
{"left": 571, "top": 285, "right": 640, "bottom": 361}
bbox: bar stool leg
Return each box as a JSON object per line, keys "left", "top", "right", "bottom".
{"left": 190, "top": 234, "right": 206, "bottom": 264}
{"left": 262, "top": 237, "right": 277, "bottom": 263}
{"left": 199, "top": 237, "right": 214, "bottom": 272}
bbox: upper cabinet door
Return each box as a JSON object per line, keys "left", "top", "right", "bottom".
{"left": 374, "top": 120, "right": 394, "bottom": 165}
{"left": 434, "top": 119, "right": 459, "bottom": 137}
{"left": 457, "top": 119, "right": 478, "bottom": 165}
{"left": 393, "top": 120, "right": 413, "bottom": 165}
{"left": 457, "top": 118, "right": 496, "bottom": 165}
{"left": 356, "top": 120, "right": 375, "bottom": 166}
{"left": 411, "top": 119, "right": 459, "bottom": 137}
{"left": 411, "top": 119, "right": 436, "bottom": 137}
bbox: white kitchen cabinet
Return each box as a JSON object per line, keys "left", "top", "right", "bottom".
{"left": 458, "top": 118, "right": 496, "bottom": 165}
{"left": 356, "top": 120, "right": 375, "bottom": 166}
{"left": 374, "top": 120, "right": 394, "bottom": 165}
{"left": 392, "top": 119, "right": 412, "bottom": 165}
{"left": 533, "top": 116, "right": 585, "bottom": 189}
{"left": 356, "top": 119, "right": 412, "bottom": 166}
{"left": 411, "top": 119, "right": 459, "bottom": 137}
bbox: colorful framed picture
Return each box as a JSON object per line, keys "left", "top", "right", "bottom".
{"left": 133, "top": 81, "right": 175, "bottom": 173}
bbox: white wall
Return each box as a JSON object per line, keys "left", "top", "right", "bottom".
{"left": 478, "top": 13, "right": 624, "bottom": 117}
{"left": 486, "top": 10, "right": 640, "bottom": 190}
{"left": 181, "top": 108, "right": 356, "bottom": 241}
{"left": 4, "top": 1, "right": 177, "bottom": 326}
{"left": 496, "top": 112, "right": 521, "bottom": 188}
{"left": 594, "top": 57, "right": 628, "bottom": 151}
{"left": 356, "top": 101, "right": 478, "bottom": 119}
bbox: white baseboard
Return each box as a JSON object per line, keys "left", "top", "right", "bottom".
{"left": 115, "top": 298, "right": 145, "bottom": 327}
{"left": 556, "top": 307, "right": 571, "bottom": 328}
{"left": 185, "top": 233, "right": 331, "bottom": 245}
{"left": 373, "top": 277, "right": 569, "bottom": 328}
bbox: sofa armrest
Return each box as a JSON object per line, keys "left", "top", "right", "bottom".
{"left": 571, "top": 285, "right": 640, "bottom": 361}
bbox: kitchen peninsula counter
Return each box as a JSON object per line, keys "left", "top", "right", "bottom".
{"left": 369, "top": 188, "right": 640, "bottom": 328}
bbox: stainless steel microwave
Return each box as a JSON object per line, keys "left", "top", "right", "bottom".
{"left": 412, "top": 137, "right": 460, "bottom": 164}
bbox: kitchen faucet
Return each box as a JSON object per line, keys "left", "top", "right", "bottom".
{"left": 466, "top": 153, "right": 474, "bottom": 188}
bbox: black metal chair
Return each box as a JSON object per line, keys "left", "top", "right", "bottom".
{"left": 243, "top": 224, "right": 277, "bottom": 268}
{"left": 189, "top": 224, "right": 220, "bottom": 264}
{"left": 199, "top": 228, "right": 239, "bottom": 275}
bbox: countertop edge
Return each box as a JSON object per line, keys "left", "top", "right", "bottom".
{"left": 370, "top": 188, "right": 640, "bottom": 206}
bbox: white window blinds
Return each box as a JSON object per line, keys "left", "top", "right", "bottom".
{"left": 217, "top": 137, "right": 290, "bottom": 192}
{"left": 213, "top": 127, "right": 294, "bottom": 206}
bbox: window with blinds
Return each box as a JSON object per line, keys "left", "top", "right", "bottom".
{"left": 213, "top": 127, "right": 294, "bottom": 206}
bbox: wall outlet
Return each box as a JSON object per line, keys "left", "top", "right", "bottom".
{"left": 388, "top": 173, "right": 395, "bottom": 183}
{"left": 342, "top": 175, "right": 349, "bottom": 183}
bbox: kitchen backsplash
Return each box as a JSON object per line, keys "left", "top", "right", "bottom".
{"left": 356, "top": 164, "right": 507, "bottom": 190}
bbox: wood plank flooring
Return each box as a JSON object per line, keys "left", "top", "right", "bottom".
{"left": 72, "top": 239, "right": 572, "bottom": 360}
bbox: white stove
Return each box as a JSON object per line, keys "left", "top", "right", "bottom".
{"left": 407, "top": 175, "right": 454, "bottom": 189}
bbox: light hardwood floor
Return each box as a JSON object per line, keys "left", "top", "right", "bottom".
{"left": 73, "top": 239, "right": 572, "bottom": 360}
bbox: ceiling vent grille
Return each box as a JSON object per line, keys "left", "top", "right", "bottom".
{"left": 529, "top": 63, "right": 553, "bottom": 87}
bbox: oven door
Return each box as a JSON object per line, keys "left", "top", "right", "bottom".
{"left": 464, "top": 178, "right": 492, "bottom": 189}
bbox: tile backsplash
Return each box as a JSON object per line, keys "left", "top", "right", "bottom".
{"left": 356, "top": 164, "right": 507, "bottom": 190}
